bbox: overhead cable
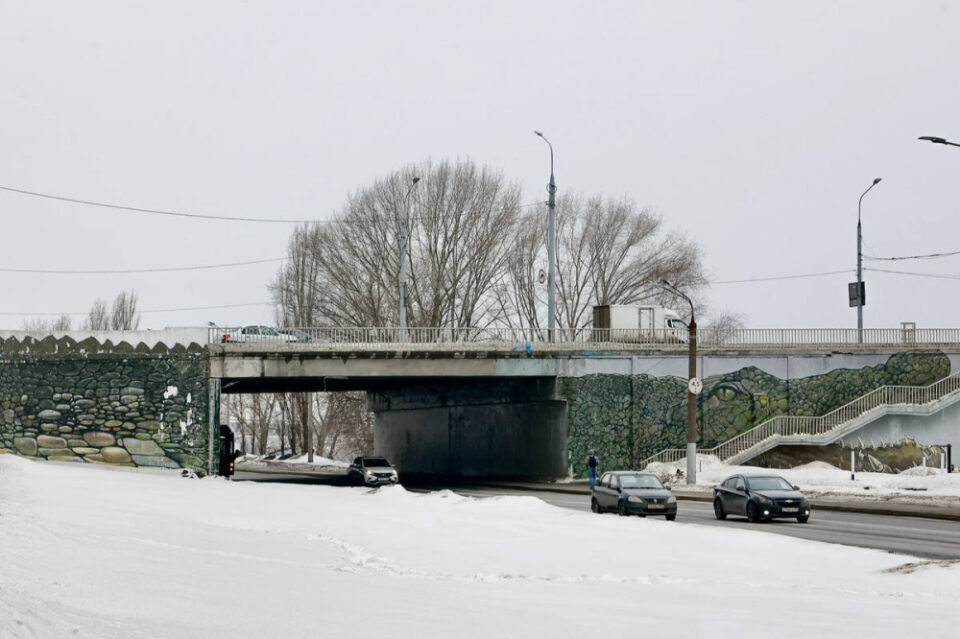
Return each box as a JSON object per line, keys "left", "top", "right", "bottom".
{"left": 0, "top": 257, "right": 286, "bottom": 275}
{"left": 0, "top": 301, "right": 272, "bottom": 317}
{"left": 864, "top": 249, "right": 960, "bottom": 261}
{"left": 709, "top": 269, "right": 852, "bottom": 284}
{"left": 0, "top": 185, "right": 317, "bottom": 224}
{"left": 1, "top": 184, "right": 546, "bottom": 224}
{"left": 866, "top": 267, "right": 960, "bottom": 280}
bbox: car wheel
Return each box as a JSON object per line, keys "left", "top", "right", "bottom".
{"left": 591, "top": 498, "right": 601, "bottom": 514}
{"left": 797, "top": 514, "right": 810, "bottom": 524}
{"left": 617, "top": 501, "right": 628, "bottom": 517}
{"left": 746, "top": 501, "right": 761, "bottom": 523}
{"left": 713, "top": 498, "right": 726, "bottom": 520}
{"left": 665, "top": 513, "right": 676, "bottom": 521}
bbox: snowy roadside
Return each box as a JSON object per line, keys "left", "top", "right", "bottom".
{"left": 235, "top": 452, "right": 349, "bottom": 475}
{"left": 1, "top": 455, "right": 958, "bottom": 639}
{"left": 643, "top": 456, "right": 960, "bottom": 507}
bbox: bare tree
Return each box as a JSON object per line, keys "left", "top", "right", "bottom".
{"left": 84, "top": 298, "right": 110, "bottom": 330}
{"left": 700, "top": 311, "right": 747, "bottom": 346}
{"left": 110, "top": 290, "right": 140, "bottom": 330}
{"left": 311, "top": 392, "right": 375, "bottom": 458}
{"left": 22, "top": 314, "right": 72, "bottom": 331}
{"left": 271, "top": 158, "right": 523, "bottom": 331}
{"left": 496, "top": 194, "right": 706, "bottom": 333}
{"left": 230, "top": 394, "right": 278, "bottom": 455}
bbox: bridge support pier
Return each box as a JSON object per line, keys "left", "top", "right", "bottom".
{"left": 368, "top": 379, "right": 568, "bottom": 479}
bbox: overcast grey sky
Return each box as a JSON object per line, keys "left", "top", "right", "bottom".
{"left": 2, "top": 1, "right": 959, "bottom": 330}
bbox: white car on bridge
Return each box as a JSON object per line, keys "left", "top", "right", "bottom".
{"left": 220, "top": 325, "right": 298, "bottom": 344}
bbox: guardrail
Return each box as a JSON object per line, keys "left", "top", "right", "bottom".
{"left": 640, "top": 369, "right": 960, "bottom": 468}
{"left": 208, "top": 325, "right": 960, "bottom": 349}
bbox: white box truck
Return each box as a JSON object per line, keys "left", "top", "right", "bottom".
{"left": 592, "top": 305, "right": 688, "bottom": 342}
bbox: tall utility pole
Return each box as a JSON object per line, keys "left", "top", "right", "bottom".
{"left": 398, "top": 176, "right": 421, "bottom": 342}
{"left": 856, "top": 178, "right": 881, "bottom": 343}
{"left": 660, "top": 280, "right": 697, "bottom": 485}
{"left": 534, "top": 131, "right": 557, "bottom": 340}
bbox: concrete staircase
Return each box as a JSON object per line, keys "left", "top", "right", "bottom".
{"left": 640, "top": 370, "right": 960, "bottom": 468}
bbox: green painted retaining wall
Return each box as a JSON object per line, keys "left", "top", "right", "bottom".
{"left": 559, "top": 352, "right": 950, "bottom": 477}
{"left": 0, "top": 335, "right": 210, "bottom": 471}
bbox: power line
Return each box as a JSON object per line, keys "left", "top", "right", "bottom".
{"left": 0, "top": 257, "right": 286, "bottom": 275}
{"left": 1, "top": 184, "right": 546, "bottom": 224}
{"left": 864, "top": 248, "right": 960, "bottom": 261}
{"left": 709, "top": 269, "right": 852, "bottom": 284}
{"left": 0, "top": 185, "right": 315, "bottom": 224}
{"left": 0, "top": 301, "right": 272, "bottom": 317}
{"left": 866, "top": 267, "right": 960, "bottom": 280}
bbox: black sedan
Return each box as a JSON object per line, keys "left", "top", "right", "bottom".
{"left": 713, "top": 474, "right": 811, "bottom": 523}
{"left": 591, "top": 471, "right": 677, "bottom": 519}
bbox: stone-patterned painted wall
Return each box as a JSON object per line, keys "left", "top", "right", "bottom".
{"left": 560, "top": 351, "right": 950, "bottom": 477}
{"left": 0, "top": 335, "right": 210, "bottom": 471}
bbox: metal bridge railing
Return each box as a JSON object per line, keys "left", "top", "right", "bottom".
{"left": 640, "top": 369, "right": 960, "bottom": 468}
{"left": 208, "top": 325, "right": 960, "bottom": 349}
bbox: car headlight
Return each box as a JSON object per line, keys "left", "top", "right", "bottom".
{"left": 755, "top": 495, "right": 773, "bottom": 505}
{"left": 667, "top": 495, "right": 676, "bottom": 504}
{"left": 627, "top": 496, "right": 645, "bottom": 503}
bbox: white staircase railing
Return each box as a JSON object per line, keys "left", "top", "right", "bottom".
{"left": 640, "top": 370, "right": 960, "bottom": 468}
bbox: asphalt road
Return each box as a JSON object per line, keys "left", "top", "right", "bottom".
{"left": 234, "top": 472, "right": 960, "bottom": 560}
{"left": 419, "top": 484, "right": 960, "bottom": 560}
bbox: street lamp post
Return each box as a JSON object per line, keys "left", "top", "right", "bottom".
{"left": 660, "top": 280, "right": 697, "bottom": 485}
{"left": 918, "top": 135, "right": 960, "bottom": 148}
{"left": 398, "top": 176, "right": 421, "bottom": 342}
{"left": 856, "top": 178, "right": 881, "bottom": 343}
{"left": 534, "top": 131, "right": 557, "bottom": 340}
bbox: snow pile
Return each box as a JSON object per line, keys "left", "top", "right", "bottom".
{"left": 237, "top": 452, "right": 350, "bottom": 474}
{"left": 899, "top": 465, "right": 944, "bottom": 477}
{"left": 1, "top": 455, "right": 958, "bottom": 638}
{"left": 647, "top": 456, "right": 960, "bottom": 499}
{"left": 263, "top": 452, "right": 349, "bottom": 468}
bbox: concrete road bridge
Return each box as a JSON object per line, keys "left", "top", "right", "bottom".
{"left": 2, "top": 326, "right": 960, "bottom": 479}
{"left": 208, "top": 326, "right": 960, "bottom": 478}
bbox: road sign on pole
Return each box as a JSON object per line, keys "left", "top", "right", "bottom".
{"left": 688, "top": 377, "right": 703, "bottom": 395}
{"left": 848, "top": 282, "right": 865, "bottom": 308}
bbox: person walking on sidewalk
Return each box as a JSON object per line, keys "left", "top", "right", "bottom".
{"left": 586, "top": 450, "right": 600, "bottom": 488}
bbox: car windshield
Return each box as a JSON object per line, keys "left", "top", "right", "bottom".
{"left": 745, "top": 476, "right": 793, "bottom": 491}
{"left": 259, "top": 326, "right": 280, "bottom": 336}
{"left": 363, "top": 457, "right": 390, "bottom": 467}
{"left": 618, "top": 474, "right": 663, "bottom": 489}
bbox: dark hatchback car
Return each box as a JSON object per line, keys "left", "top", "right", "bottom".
{"left": 713, "top": 474, "right": 811, "bottom": 523}
{"left": 591, "top": 471, "right": 677, "bottom": 519}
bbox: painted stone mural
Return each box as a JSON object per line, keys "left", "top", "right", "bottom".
{"left": 0, "top": 335, "right": 210, "bottom": 471}
{"left": 560, "top": 351, "right": 950, "bottom": 478}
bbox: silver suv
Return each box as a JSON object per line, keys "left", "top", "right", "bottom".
{"left": 348, "top": 456, "right": 399, "bottom": 486}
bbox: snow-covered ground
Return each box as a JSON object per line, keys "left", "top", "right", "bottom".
{"left": 1, "top": 454, "right": 958, "bottom": 639}
{"left": 236, "top": 452, "right": 350, "bottom": 474}
{"left": 647, "top": 456, "right": 960, "bottom": 501}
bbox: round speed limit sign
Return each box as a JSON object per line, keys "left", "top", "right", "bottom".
{"left": 688, "top": 377, "right": 703, "bottom": 395}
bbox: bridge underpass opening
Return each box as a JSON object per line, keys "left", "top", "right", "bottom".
{"left": 219, "top": 376, "right": 569, "bottom": 480}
